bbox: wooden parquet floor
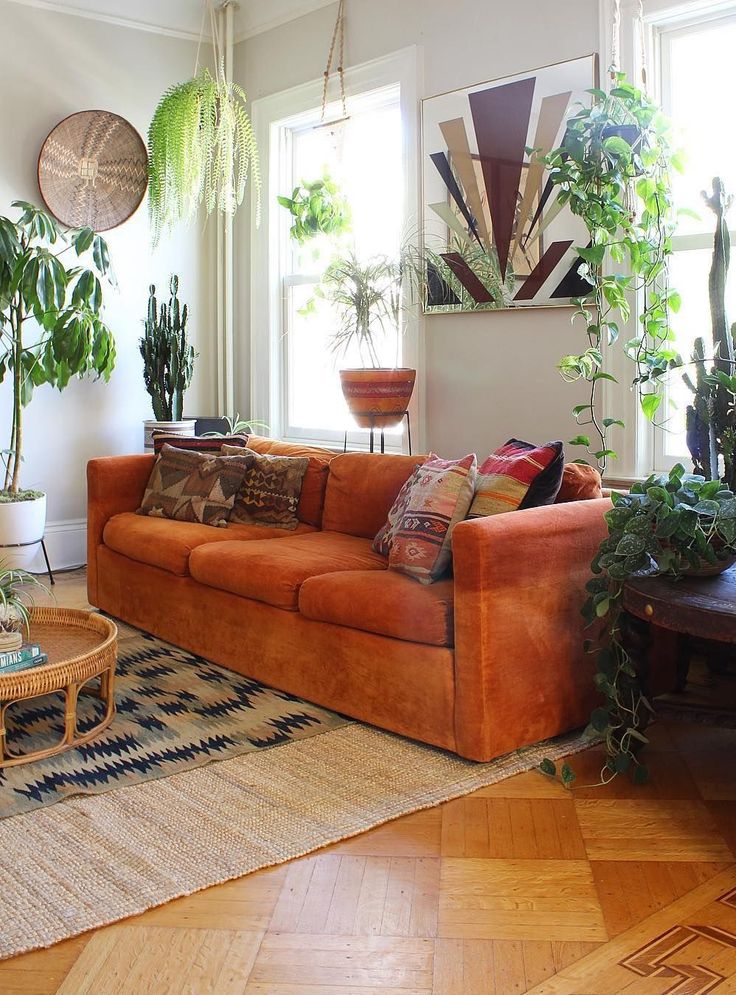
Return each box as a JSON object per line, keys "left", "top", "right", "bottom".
{"left": 1, "top": 569, "right": 735, "bottom": 994}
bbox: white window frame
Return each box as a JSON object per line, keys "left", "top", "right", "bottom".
{"left": 598, "top": 0, "right": 736, "bottom": 484}
{"left": 250, "top": 46, "right": 422, "bottom": 451}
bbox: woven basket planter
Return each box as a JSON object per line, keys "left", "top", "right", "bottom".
{"left": 339, "top": 368, "right": 416, "bottom": 429}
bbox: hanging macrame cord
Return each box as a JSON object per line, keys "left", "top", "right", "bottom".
{"left": 610, "top": 0, "right": 622, "bottom": 79}
{"left": 321, "top": 0, "right": 348, "bottom": 123}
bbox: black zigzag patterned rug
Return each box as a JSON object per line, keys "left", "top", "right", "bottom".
{"left": 0, "top": 625, "right": 349, "bottom": 819}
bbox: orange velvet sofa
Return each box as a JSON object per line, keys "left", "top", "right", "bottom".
{"left": 87, "top": 437, "right": 611, "bottom": 762}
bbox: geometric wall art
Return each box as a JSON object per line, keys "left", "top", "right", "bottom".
{"left": 421, "top": 55, "right": 598, "bottom": 312}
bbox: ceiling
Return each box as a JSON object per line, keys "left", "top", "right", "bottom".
{"left": 6, "top": 0, "right": 336, "bottom": 41}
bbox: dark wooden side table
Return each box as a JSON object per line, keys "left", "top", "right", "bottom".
{"left": 623, "top": 568, "right": 736, "bottom": 694}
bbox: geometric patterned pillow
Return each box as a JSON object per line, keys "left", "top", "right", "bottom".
{"left": 467, "top": 439, "right": 563, "bottom": 519}
{"left": 388, "top": 453, "right": 477, "bottom": 584}
{"left": 152, "top": 433, "right": 248, "bottom": 455}
{"left": 222, "top": 447, "right": 309, "bottom": 530}
{"left": 372, "top": 461, "right": 429, "bottom": 557}
{"left": 137, "top": 445, "right": 254, "bottom": 528}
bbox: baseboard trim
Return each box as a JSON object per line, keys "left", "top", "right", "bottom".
{"left": 28, "top": 519, "right": 86, "bottom": 574}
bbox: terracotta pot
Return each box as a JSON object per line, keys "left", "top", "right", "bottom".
{"left": 339, "top": 368, "right": 416, "bottom": 430}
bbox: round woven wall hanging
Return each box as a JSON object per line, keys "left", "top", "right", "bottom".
{"left": 37, "top": 109, "right": 148, "bottom": 231}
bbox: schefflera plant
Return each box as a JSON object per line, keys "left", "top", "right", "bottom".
{"left": 541, "top": 74, "right": 682, "bottom": 472}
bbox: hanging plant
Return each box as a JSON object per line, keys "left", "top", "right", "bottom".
{"left": 277, "top": 174, "right": 351, "bottom": 246}
{"left": 147, "top": 4, "right": 260, "bottom": 245}
{"left": 540, "top": 73, "right": 682, "bottom": 471}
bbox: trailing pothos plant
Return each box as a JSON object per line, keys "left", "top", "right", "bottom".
{"left": 541, "top": 464, "right": 736, "bottom": 788}
{"left": 0, "top": 201, "right": 116, "bottom": 496}
{"left": 277, "top": 174, "right": 351, "bottom": 248}
{"left": 541, "top": 74, "right": 682, "bottom": 471}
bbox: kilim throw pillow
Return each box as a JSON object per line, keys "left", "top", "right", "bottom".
{"left": 222, "top": 445, "right": 309, "bottom": 530}
{"left": 468, "top": 439, "right": 564, "bottom": 519}
{"left": 137, "top": 444, "right": 254, "bottom": 527}
{"left": 372, "top": 460, "right": 430, "bottom": 556}
{"left": 388, "top": 453, "right": 477, "bottom": 584}
{"left": 152, "top": 433, "right": 247, "bottom": 455}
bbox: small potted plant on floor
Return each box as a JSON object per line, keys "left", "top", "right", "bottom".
{"left": 0, "top": 201, "right": 116, "bottom": 568}
{"left": 140, "top": 275, "right": 197, "bottom": 449}
{"left": 318, "top": 252, "right": 415, "bottom": 429}
{"left": 0, "top": 565, "right": 48, "bottom": 652}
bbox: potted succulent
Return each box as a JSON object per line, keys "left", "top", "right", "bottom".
{"left": 0, "top": 565, "right": 48, "bottom": 652}
{"left": 140, "top": 276, "right": 197, "bottom": 449}
{"left": 684, "top": 177, "right": 736, "bottom": 489}
{"left": 318, "top": 252, "right": 415, "bottom": 429}
{"left": 0, "top": 201, "right": 115, "bottom": 568}
{"left": 542, "top": 464, "right": 736, "bottom": 789}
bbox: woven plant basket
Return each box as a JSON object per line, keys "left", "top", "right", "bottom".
{"left": 37, "top": 110, "right": 148, "bottom": 231}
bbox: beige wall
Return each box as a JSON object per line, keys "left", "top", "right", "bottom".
{"left": 0, "top": 2, "right": 216, "bottom": 566}
{"left": 235, "top": 0, "right": 599, "bottom": 459}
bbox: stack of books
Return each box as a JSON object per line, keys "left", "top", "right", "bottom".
{"left": 0, "top": 643, "right": 48, "bottom": 675}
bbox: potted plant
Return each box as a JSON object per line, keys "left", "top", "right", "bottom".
{"left": 684, "top": 177, "right": 736, "bottom": 488}
{"left": 0, "top": 201, "right": 116, "bottom": 568}
{"left": 318, "top": 252, "right": 415, "bottom": 429}
{"left": 542, "top": 464, "right": 736, "bottom": 789}
{"left": 277, "top": 173, "right": 351, "bottom": 250}
{"left": 541, "top": 74, "right": 681, "bottom": 471}
{"left": 0, "top": 565, "right": 48, "bottom": 652}
{"left": 140, "top": 276, "right": 197, "bottom": 449}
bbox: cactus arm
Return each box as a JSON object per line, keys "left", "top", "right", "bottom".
{"left": 139, "top": 276, "right": 195, "bottom": 422}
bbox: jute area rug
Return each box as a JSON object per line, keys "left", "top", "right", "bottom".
{"left": 0, "top": 625, "right": 591, "bottom": 961}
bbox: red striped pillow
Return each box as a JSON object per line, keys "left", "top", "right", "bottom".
{"left": 152, "top": 433, "right": 247, "bottom": 455}
{"left": 468, "top": 439, "right": 563, "bottom": 518}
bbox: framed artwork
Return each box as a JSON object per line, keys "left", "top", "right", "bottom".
{"left": 421, "top": 54, "right": 598, "bottom": 312}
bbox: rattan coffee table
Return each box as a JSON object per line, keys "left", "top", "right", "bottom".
{"left": 0, "top": 607, "right": 118, "bottom": 769}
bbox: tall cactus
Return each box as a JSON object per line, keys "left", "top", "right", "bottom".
{"left": 684, "top": 178, "right": 736, "bottom": 489}
{"left": 140, "top": 275, "right": 196, "bottom": 421}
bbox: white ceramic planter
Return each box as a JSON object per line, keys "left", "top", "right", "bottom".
{"left": 143, "top": 419, "right": 197, "bottom": 451}
{"left": 0, "top": 493, "right": 47, "bottom": 570}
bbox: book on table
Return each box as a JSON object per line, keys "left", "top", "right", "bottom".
{"left": 0, "top": 644, "right": 48, "bottom": 674}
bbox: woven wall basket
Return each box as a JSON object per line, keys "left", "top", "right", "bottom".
{"left": 37, "top": 109, "right": 148, "bottom": 231}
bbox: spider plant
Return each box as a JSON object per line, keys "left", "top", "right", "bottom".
{"left": 0, "top": 565, "right": 49, "bottom": 635}
{"left": 317, "top": 253, "right": 401, "bottom": 368}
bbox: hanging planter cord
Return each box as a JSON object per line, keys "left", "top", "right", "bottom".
{"left": 315, "top": 0, "right": 349, "bottom": 130}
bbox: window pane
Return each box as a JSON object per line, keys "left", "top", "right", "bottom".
{"left": 280, "top": 87, "right": 404, "bottom": 440}
{"left": 668, "top": 19, "right": 736, "bottom": 231}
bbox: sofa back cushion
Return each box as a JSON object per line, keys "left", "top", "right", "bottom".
{"left": 322, "top": 452, "right": 427, "bottom": 539}
{"left": 555, "top": 462, "right": 603, "bottom": 502}
{"left": 245, "top": 435, "right": 334, "bottom": 528}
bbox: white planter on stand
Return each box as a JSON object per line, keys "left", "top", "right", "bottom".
{"left": 143, "top": 419, "right": 197, "bottom": 451}
{"left": 0, "top": 493, "right": 47, "bottom": 570}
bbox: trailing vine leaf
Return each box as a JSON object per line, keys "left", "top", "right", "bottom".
{"left": 539, "top": 73, "right": 680, "bottom": 472}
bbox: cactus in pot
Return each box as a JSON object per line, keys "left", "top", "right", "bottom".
{"left": 684, "top": 177, "right": 736, "bottom": 490}
{"left": 140, "top": 275, "right": 196, "bottom": 422}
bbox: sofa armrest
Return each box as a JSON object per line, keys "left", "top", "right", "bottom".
{"left": 451, "top": 497, "right": 611, "bottom": 761}
{"left": 86, "top": 455, "right": 155, "bottom": 604}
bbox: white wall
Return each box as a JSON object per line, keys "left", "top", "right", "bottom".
{"left": 235, "top": 0, "right": 599, "bottom": 459}
{"left": 0, "top": 1, "right": 216, "bottom": 568}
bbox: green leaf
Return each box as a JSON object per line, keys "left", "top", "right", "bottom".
{"left": 616, "top": 534, "right": 647, "bottom": 557}
{"left": 641, "top": 393, "right": 662, "bottom": 421}
{"left": 568, "top": 435, "right": 590, "bottom": 447}
{"left": 538, "top": 758, "right": 556, "bottom": 777}
{"left": 560, "top": 763, "right": 576, "bottom": 788}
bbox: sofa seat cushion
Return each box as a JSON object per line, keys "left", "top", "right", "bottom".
{"left": 299, "top": 570, "right": 455, "bottom": 647}
{"left": 103, "top": 512, "right": 315, "bottom": 577}
{"left": 189, "top": 531, "right": 387, "bottom": 610}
